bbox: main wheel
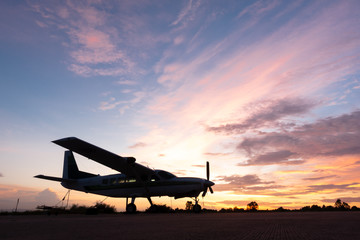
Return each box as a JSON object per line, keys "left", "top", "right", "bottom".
{"left": 126, "top": 203, "right": 137, "bottom": 213}
{"left": 193, "top": 204, "right": 202, "bottom": 213}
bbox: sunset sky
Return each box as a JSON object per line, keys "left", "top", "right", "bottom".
{"left": 1, "top": 0, "right": 360, "bottom": 212}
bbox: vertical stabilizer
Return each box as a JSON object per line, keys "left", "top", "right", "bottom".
{"left": 62, "top": 151, "right": 96, "bottom": 179}
{"left": 63, "top": 151, "right": 79, "bottom": 179}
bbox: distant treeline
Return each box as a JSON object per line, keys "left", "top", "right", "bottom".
{"left": 1, "top": 199, "right": 359, "bottom": 215}
{"left": 218, "top": 199, "right": 360, "bottom": 213}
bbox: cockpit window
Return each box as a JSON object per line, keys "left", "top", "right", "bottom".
{"left": 157, "top": 170, "right": 176, "bottom": 179}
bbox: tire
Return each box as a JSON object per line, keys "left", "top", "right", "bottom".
{"left": 193, "top": 204, "right": 202, "bottom": 213}
{"left": 126, "top": 203, "right": 137, "bottom": 213}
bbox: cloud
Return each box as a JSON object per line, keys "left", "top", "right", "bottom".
{"left": 99, "top": 97, "right": 123, "bottom": 111}
{"left": 69, "top": 28, "right": 125, "bottom": 64}
{"left": 216, "top": 180, "right": 360, "bottom": 197}
{"left": 307, "top": 183, "right": 359, "bottom": 192}
{"left": 171, "top": 0, "right": 201, "bottom": 27}
{"left": 0, "top": 185, "right": 61, "bottom": 211}
{"left": 236, "top": 110, "right": 360, "bottom": 165}
{"left": 192, "top": 164, "right": 205, "bottom": 168}
{"left": 35, "top": 188, "right": 60, "bottom": 205}
{"left": 303, "top": 175, "right": 338, "bottom": 181}
{"left": 203, "top": 152, "right": 232, "bottom": 156}
{"left": 321, "top": 197, "right": 360, "bottom": 204}
{"left": 116, "top": 80, "right": 138, "bottom": 86}
{"left": 218, "top": 200, "right": 253, "bottom": 207}
{"left": 99, "top": 91, "right": 146, "bottom": 113}
{"left": 237, "top": 0, "right": 279, "bottom": 19}
{"left": 129, "top": 142, "right": 147, "bottom": 149}
{"left": 207, "top": 98, "right": 317, "bottom": 135}
{"left": 219, "top": 174, "right": 274, "bottom": 186}
{"left": 239, "top": 133, "right": 298, "bottom": 156}
{"left": 238, "top": 150, "right": 304, "bottom": 166}
{"left": 215, "top": 174, "right": 278, "bottom": 193}
{"left": 31, "top": 2, "right": 135, "bottom": 77}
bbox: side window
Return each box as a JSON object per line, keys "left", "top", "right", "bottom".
{"left": 102, "top": 179, "right": 108, "bottom": 185}
{"left": 128, "top": 178, "right": 136, "bottom": 183}
{"left": 110, "top": 178, "right": 116, "bottom": 184}
{"left": 151, "top": 175, "right": 160, "bottom": 181}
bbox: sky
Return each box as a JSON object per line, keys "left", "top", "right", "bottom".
{"left": 1, "top": 0, "right": 360, "bottom": 212}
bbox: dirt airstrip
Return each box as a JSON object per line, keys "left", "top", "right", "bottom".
{"left": 1, "top": 212, "right": 359, "bottom": 239}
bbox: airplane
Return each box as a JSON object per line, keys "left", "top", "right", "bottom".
{"left": 35, "top": 137, "right": 215, "bottom": 213}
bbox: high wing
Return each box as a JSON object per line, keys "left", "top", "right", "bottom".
{"left": 52, "top": 137, "right": 155, "bottom": 180}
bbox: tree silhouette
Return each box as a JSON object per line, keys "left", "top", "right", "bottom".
{"left": 342, "top": 201, "right": 350, "bottom": 210}
{"left": 335, "top": 199, "right": 342, "bottom": 208}
{"left": 334, "top": 199, "right": 351, "bottom": 210}
{"left": 246, "top": 201, "right": 259, "bottom": 211}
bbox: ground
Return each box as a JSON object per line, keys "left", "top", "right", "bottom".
{"left": 1, "top": 212, "right": 359, "bottom": 239}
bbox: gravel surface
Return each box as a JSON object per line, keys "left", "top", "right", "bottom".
{"left": 1, "top": 212, "right": 359, "bottom": 239}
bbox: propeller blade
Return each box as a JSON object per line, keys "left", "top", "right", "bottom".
{"left": 206, "top": 161, "right": 210, "bottom": 180}
{"left": 202, "top": 187, "right": 208, "bottom": 197}
{"left": 203, "top": 162, "right": 213, "bottom": 197}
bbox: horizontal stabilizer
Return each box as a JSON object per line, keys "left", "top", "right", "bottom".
{"left": 34, "top": 175, "right": 76, "bottom": 183}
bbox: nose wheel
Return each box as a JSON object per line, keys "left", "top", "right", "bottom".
{"left": 193, "top": 198, "right": 202, "bottom": 213}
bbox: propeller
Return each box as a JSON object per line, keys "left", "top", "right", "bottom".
{"left": 202, "top": 161, "right": 214, "bottom": 197}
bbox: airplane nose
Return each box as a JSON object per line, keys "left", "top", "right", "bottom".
{"left": 202, "top": 179, "right": 215, "bottom": 197}
{"left": 205, "top": 180, "right": 214, "bottom": 187}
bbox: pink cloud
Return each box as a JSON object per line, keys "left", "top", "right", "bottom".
{"left": 237, "top": 0, "right": 280, "bottom": 19}
{"left": 207, "top": 98, "right": 316, "bottom": 135}
{"left": 98, "top": 91, "right": 146, "bottom": 112}
{"left": 235, "top": 110, "right": 360, "bottom": 166}
{"left": 171, "top": 0, "right": 201, "bottom": 27}
{"left": 129, "top": 142, "right": 147, "bottom": 149}
{"left": 99, "top": 97, "right": 122, "bottom": 111}
{"left": 69, "top": 28, "right": 126, "bottom": 65}
{"left": 31, "top": 2, "right": 134, "bottom": 77}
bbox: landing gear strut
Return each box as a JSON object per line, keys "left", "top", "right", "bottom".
{"left": 147, "top": 197, "right": 158, "bottom": 213}
{"left": 193, "top": 198, "right": 202, "bottom": 213}
{"left": 125, "top": 196, "right": 155, "bottom": 213}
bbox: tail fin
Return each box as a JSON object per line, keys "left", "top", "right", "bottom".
{"left": 63, "top": 151, "right": 96, "bottom": 179}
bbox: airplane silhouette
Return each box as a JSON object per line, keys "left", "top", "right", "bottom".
{"left": 35, "top": 137, "right": 215, "bottom": 213}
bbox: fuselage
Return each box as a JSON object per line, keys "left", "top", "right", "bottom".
{"left": 61, "top": 170, "right": 214, "bottom": 199}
